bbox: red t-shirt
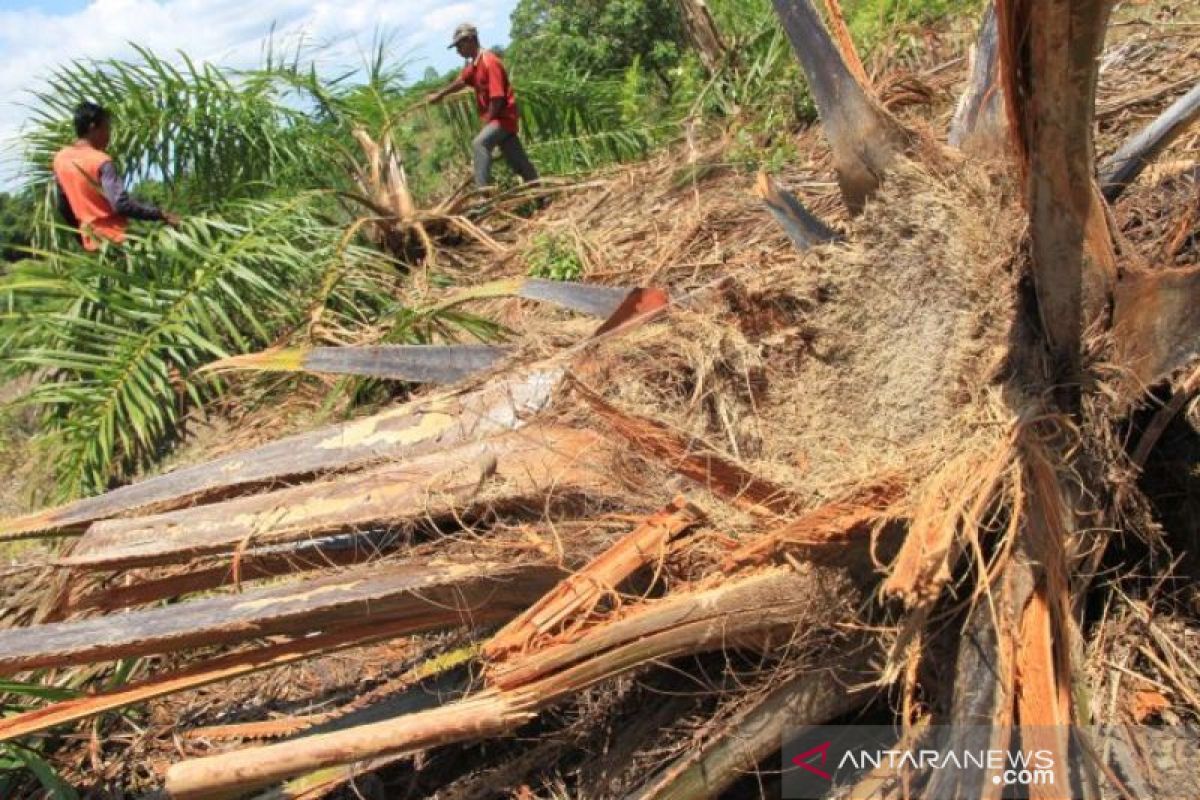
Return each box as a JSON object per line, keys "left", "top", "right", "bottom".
{"left": 460, "top": 50, "right": 520, "bottom": 134}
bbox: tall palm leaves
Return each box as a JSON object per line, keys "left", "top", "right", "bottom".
{"left": 1, "top": 196, "right": 397, "bottom": 496}
{"left": 22, "top": 46, "right": 322, "bottom": 220}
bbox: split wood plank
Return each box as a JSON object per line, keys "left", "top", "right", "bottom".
{"left": 0, "top": 367, "right": 563, "bottom": 541}
{"left": 61, "top": 426, "right": 608, "bottom": 571}
{"left": 0, "top": 560, "right": 562, "bottom": 675}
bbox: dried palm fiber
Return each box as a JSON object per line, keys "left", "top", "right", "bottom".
{"left": 562, "top": 159, "right": 1024, "bottom": 515}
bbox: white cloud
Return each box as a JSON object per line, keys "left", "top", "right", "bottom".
{"left": 0, "top": 0, "right": 517, "bottom": 187}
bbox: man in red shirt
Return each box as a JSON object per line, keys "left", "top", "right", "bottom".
{"left": 427, "top": 23, "right": 539, "bottom": 189}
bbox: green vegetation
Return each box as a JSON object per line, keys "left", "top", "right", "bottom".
{"left": 0, "top": 193, "right": 35, "bottom": 263}
{"left": 508, "top": 0, "right": 685, "bottom": 89}
{"left": 0, "top": 679, "right": 82, "bottom": 800}
{"left": 1, "top": 0, "right": 979, "bottom": 496}
{"left": 526, "top": 232, "right": 586, "bottom": 281}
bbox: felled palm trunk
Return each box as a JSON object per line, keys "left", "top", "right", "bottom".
{"left": 0, "top": 367, "right": 563, "bottom": 540}
{"left": 164, "top": 567, "right": 849, "bottom": 798}
{"left": 772, "top": 0, "right": 911, "bottom": 212}
{"left": 0, "top": 560, "right": 560, "bottom": 674}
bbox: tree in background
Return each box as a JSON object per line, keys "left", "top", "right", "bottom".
{"left": 507, "top": 0, "right": 685, "bottom": 89}
{"left": 0, "top": 193, "right": 34, "bottom": 263}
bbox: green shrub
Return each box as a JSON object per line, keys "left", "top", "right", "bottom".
{"left": 526, "top": 232, "right": 584, "bottom": 282}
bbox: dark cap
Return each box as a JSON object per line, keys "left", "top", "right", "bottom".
{"left": 449, "top": 22, "right": 478, "bottom": 48}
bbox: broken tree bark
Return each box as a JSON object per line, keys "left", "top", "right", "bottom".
{"left": 0, "top": 560, "right": 560, "bottom": 674}
{"left": 484, "top": 496, "right": 705, "bottom": 660}
{"left": 997, "top": 0, "right": 1117, "bottom": 396}
{"left": 772, "top": 0, "right": 910, "bottom": 213}
{"left": 755, "top": 172, "right": 841, "bottom": 251}
{"left": 949, "top": 2, "right": 1009, "bottom": 156}
{"left": 60, "top": 427, "right": 608, "bottom": 570}
{"left": 0, "top": 367, "right": 564, "bottom": 541}
{"left": 165, "top": 567, "right": 839, "bottom": 799}
{"left": 1100, "top": 80, "right": 1200, "bottom": 202}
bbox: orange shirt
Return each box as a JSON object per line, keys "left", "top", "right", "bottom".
{"left": 52, "top": 143, "right": 125, "bottom": 251}
{"left": 460, "top": 50, "right": 520, "bottom": 134}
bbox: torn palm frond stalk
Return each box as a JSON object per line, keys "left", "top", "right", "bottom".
{"left": 203, "top": 344, "right": 511, "bottom": 383}
{"left": 60, "top": 426, "right": 609, "bottom": 570}
{"left": 772, "top": 0, "right": 911, "bottom": 211}
{"left": 485, "top": 496, "right": 706, "bottom": 661}
{"left": 1100, "top": 79, "right": 1200, "bottom": 201}
{"left": 0, "top": 367, "right": 564, "bottom": 541}
{"left": 755, "top": 172, "right": 841, "bottom": 251}
{"left": 0, "top": 560, "right": 560, "bottom": 674}
{"left": 165, "top": 566, "right": 846, "bottom": 798}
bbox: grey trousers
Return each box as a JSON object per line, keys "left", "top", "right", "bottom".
{"left": 473, "top": 122, "right": 539, "bottom": 188}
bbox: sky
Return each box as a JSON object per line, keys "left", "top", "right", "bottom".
{"left": 0, "top": 0, "right": 519, "bottom": 188}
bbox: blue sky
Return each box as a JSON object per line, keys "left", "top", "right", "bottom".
{"left": 0, "top": 0, "right": 519, "bottom": 188}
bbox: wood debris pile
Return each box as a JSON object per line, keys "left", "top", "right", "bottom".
{"left": 1, "top": 1, "right": 1200, "bottom": 798}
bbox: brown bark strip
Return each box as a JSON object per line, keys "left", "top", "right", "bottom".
{"left": 0, "top": 561, "right": 561, "bottom": 675}
{"left": 165, "top": 568, "right": 825, "bottom": 799}
{"left": 485, "top": 497, "right": 705, "bottom": 661}
{"left": 884, "top": 433, "right": 1016, "bottom": 609}
{"left": 62, "top": 427, "right": 608, "bottom": 571}
{"left": 723, "top": 475, "right": 905, "bottom": 568}
{"left": 1111, "top": 266, "right": 1200, "bottom": 397}
{"left": 0, "top": 367, "right": 564, "bottom": 542}
{"left": 591, "top": 287, "right": 671, "bottom": 337}
{"left": 821, "top": 0, "right": 869, "bottom": 88}
{"left": 571, "top": 380, "right": 800, "bottom": 516}
{"left": 63, "top": 539, "right": 395, "bottom": 615}
{"left": 996, "top": 0, "right": 1117, "bottom": 395}
{"left": 1016, "top": 587, "right": 1072, "bottom": 800}
{"left": 0, "top": 621, "right": 417, "bottom": 743}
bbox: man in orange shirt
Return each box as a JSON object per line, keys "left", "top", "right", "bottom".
{"left": 426, "top": 23, "right": 540, "bottom": 189}
{"left": 53, "top": 102, "right": 180, "bottom": 251}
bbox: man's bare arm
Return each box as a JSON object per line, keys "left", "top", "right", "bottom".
{"left": 427, "top": 78, "right": 467, "bottom": 104}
